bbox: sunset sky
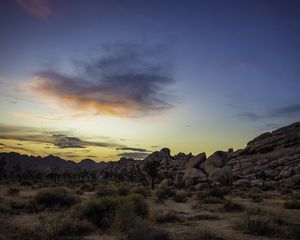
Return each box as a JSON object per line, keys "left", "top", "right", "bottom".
{"left": 0, "top": 0, "right": 299, "bottom": 161}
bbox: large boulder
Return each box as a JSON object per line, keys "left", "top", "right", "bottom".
{"left": 183, "top": 168, "right": 206, "bottom": 180}
{"left": 183, "top": 168, "right": 206, "bottom": 187}
{"left": 200, "top": 151, "right": 228, "bottom": 175}
{"left": 208, "top": 166, "right": 233, "bottom": 185}
{"left": 185, "top": 152, "right": 206, "bottom": 169}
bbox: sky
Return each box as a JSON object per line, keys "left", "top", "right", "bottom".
{"left": 0, "top": 0, "right": 299, "bottom": 162}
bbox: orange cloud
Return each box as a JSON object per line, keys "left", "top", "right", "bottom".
{"left": 16, "top": 0, "right": 52, "bottom": 20}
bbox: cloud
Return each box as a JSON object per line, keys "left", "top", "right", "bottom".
{"left": 237, "top": 112, "right": 262, "bottom": 120}
{"left": 117, "top": 152, "right": 149, "bottom": 160}
{"left": 237, "top": 103, "right": 300, "bottom": 120}
{"left": 16, "top": 0, "right": 52, "bottom": 20}
{"left": 268, "top": 104, "right": 300, "bottom": 118}
{"left": 0, "top": 123, "right": 124, "bottom": 149}
{"left": 27, "top": 43, "right": 174, "bottom": 117}
{"left": 116, "top": 147, "right": 148, "bottom": 152}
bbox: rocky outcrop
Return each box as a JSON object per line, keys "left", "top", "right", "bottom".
{"left": 1, "top": 122, "right": 300, "bottom": 188}
{"left": 228, "top": 122, "right": 300, "bottom": 186}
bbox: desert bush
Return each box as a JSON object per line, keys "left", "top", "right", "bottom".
{"left": 250, "top": 194, "right": 263, "bottom": 202}
{"left": 112, "top": 199, "right": 137, "bottom": 232}
{"left": 284, "top": 199, "right": 300, "bottom": 209}
{"left": 117, "top": 185, "right": 130, "bottom": 196}
{"left": 155, "top": 211, "right": 183, "bottom": 223}
{"left": 80, "top": 183, "right": 95, "bottom": 192}
{"left": 131, "top": 186, "right": 150, "bottom": 197}
{"left": 34, "top": 187, "right": 79, "bottom": 209}
{"left": 223, "top": 199, "right": 244, "bottom": 212}
{"left": 197, "top": 187, "right": 228, "bottom": 201}
{"left": 81, "top": 194, "right": 148, "bottom": 230}
{"left": 95, "top": 184, "right": 118, "bottom": 197}
{"left": 0, "top": 212, "right": 94, "bottom": 240}
{"left": 242, "top": 211, "right": 271, "bottom": 235}
{"left": 127, "top": 194, "right": 148, "bottom": 218}
{"left": 190, "top": 212, "right": 219, "bottom": 220}
{"left": 156, "top": 187, "right": 175, "bottom": 200}
{"left": 173, "top": 190, "right": 188, "bottom": 203}
{"left": 7, "top": 187, "right": 20, "bottom": 195}
{"left": 177, "top": 229, "right": 224, "bottom": 240}
{"left": 20, "top": 180, "right": 33, "bottom": 186}
{"left": 39, "top": 212, "right": 95, "bottom": 238}
{"left": 202, "top": 197, "right": 223, "bottom": 204}
{"left": 127, "top": 226, "right": 173, "bottom": 240}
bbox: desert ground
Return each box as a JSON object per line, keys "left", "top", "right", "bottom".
{"left": 0, "top": 180, "right": 299, "bottom": 240}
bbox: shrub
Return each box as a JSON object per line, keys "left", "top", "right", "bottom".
{"left": 81, "top": 194, "right": 148, "bottom": 230}
{"left": 197, "top": 187, "right": 228, "bottom": 201}
{"left": 240, "top": 208, "right": 271, "bottom": 236}
{"left": 284, "top": 199, "right": 300, "bottom": 209}
{"left": 34, "top": 187, "right": 79, "bottom": 209}
{"left": 96, "top": 184, "right": 118, "bottom": 197}
{"left": 131, "top": 186, "right": 150, "bottom": 197}
{"left": 127, "top": 226, "right": 173, "bottom": 240}
{"left": 38, "top": 212, "right": 94, "bottom": 238}
{"left": 173, "top": 190, "right": 188, "bottom": 203}
{"left": 156, "top": 187, "right": 175, "bottom": 200}
{"left": 202, "top": 197, "right": 223, "bottom": 204}
{"left": 155, "top": 211, "right": 183, "bottom": 223}
{"left": 20, "top": 180, "right": 33, "bottom": 186}
{"left": 112, "top": 199, "right": 137, "bottom": 232}
{"left": 7, "top": 187, "right": 20, "bottom": 195}
{"left": 117, "top": 185, "right": 130, "bottom": 196}
{"left": 190, "top": 212, "right": 219, "bottom": 220}
{"left": 178, "top": 229, "right": 224, "bottom": 240}
{"left": 80, "top": 183, "right": 95, "bottom": 192}
{"left": 250, "top": 194, "right": 263, "bottom": 202}
{"left": 81, "top": 197, "right": 120, "bottom": 227}
{"left": 223, "top": 200, "right": 244, "bottom": 212}
{"left": 128, "top": 194, "right": 148, "bottom": 218}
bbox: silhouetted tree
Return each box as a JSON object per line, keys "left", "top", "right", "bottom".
{"left": 143, "top": 160, "right": 160, "bottom": 189}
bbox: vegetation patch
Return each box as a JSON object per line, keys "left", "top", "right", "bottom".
{"left": 34, "top": 187, "right": 79, "bottom": 209}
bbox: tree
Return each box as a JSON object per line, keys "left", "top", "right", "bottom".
{"left": 143, "top": 160, "right": 160, "bottom": 189}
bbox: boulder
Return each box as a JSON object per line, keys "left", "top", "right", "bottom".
{"left": 185, "top": 152, "right": 206, "bottom": 169}
{"left": 250, "top": 179, "right": 264, "bottom": 187}
{"left": 284, "top": 174, "right": 300, "bottom": 187}
{"left": 194, "top": 182, "right": 209, "bottom": 190}
{"left": 183, "top": 168, "right": 206, "bottom": 181}
{"left": 208, "top": 166, "right": 232, "bottom": 185}
{"left": 158, "top": 179, "right": 169, "bottom": 189}
{"left": 234, "top": 179, "right": 251, "bottom": 186}
{"left": 200, "top": 151, "right": 228, "bottom": 175}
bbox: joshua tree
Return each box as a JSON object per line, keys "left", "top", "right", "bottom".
{"left": 143, "top": 160, "right": 160, "bottom": 189}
